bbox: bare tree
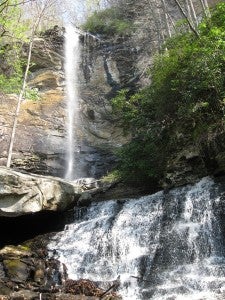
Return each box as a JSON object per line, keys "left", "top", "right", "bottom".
{"left": 161, "top": 0, "right": 172, "bottom": 38}
{"left": 0, "top": 0, "right": 35, "bottom": 13}
{"left": 6, "top": 0, "right": 57, "bottom": 167}
{"left": 187, "top": 0, "right": 198, "bottom": 25}
{"left": 200, "top": 0, "right": 211, "bottom": 17}
{"left": 174, "top": 0, "right": 199, "bottom": 37}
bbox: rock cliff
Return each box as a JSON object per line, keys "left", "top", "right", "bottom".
{"left": 0, "top": 27, "right": 66, "bottom": 177}
{"left": 0, "top": 0, "right": 222, "bottom": 185}
{"left": 77, "top": 0, "right": 223, "bottom": 188}
{"left": 0, "top": 26, "right": 129, "bottom": 179}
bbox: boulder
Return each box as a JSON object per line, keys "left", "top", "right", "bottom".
{"left": 0, "top": 234, "right": 121, "bottom": 300}
{"left": 3, "top": 259, "right": 29, "bottom": 283}
{"left": 0, "top": 167, "right": 81, "bottom": 217}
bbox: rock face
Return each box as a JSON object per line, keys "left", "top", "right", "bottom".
{"left": 162, "top": 126, "right": 225, "bottom": 188}
{"left": 76, "top": 0, "right": 222, "bottom": 186}
{"left": 0, "top": 27, "right": 66, "bottom": 177}
{"left": 0, "top": 1, "right": 222, "bottom": 181}
{"left": 0, "top": 26, "right": 121, "bottom": 179}
{"left": 0, "top": 167, "right": 81, "bottom": 217}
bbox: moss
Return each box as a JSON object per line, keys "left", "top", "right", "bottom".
{"left": 3, "top": 258, "right": 29, "bottom": 282}
{"left": 18, "top": 244, "right": 31, "bottom": 252}
{"left": 0, "top": 245, "right": 31, "bottom": 257}
{"left": 101, "top": 170, "right": 120, "bottom": 184}
{"left": 4, "top": 259, "right": 21, "bottom": 269}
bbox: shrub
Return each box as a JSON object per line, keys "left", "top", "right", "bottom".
{"left": 0, "top": 56, "right": 23, "bottom": 94}
{"left": 112, "top": 3, "right": 225, "bottom": 186}
{"left": 24, "top": 87, "right": 40, "bottom": 101}
{"left": 82, "top": 7, "right": 133, "bottom": 36}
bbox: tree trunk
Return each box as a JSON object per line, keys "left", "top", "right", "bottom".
{"left": 200, "top": 0, "right": 211, "bottom": 17}
{"left": 174, "top": 0, "right": 199, "bottom": 37}
{"left": 150, "top": 1, "right": 165, "bottom": 50}
{"left": 6, "top": 2, "right": 51, "bottom": 167}
{"left": 161, "top": 0, "right": 172, "bottom": 38}
{"left": 187, "top": 0, "right": 198, "bottom": 26}
{"left": 6, "top": 38, "right": 33, "bottom": 167}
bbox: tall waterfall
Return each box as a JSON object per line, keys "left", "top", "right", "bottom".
{"left": 48, "top": 177, "right": 225, "bottom": 299}
{"left": 64, "top": 25, "right": 80, "bottom": 180}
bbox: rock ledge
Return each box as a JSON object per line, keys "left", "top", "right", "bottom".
{"left": 0, "top": 167, "right": 82, "bottom": 217}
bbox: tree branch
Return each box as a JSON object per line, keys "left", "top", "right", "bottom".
{"left": 0, "top": 0, "right": 35, "bottom": 14}
{"left": 174, "top": 0, "right": 199, "bottom": 37}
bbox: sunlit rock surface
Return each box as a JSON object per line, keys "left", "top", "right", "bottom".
{"left": 0, "top": 27, "right": 122, "bottom": 178}
{"left": 0, "top": 167, "right": 81, "bottom": 217}
{"left": 0, "top": 28, "right": 66, "bottom": 177}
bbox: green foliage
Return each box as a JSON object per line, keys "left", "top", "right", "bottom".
{"left": 0, "top": 50, "right": 23, "bottom": 93}
{"left": 0, "top": 45, "right": 24, "bottom": 93}
{"left": 24, "top": 87, "right": 40, "bottom": 101}
{"left": 0, "top": 74, "right": 22, "bottom": 94}
{"left": 101, "top": 170, "right": 120, "bottom": 183}
{"left": 0, "top": 0, "right": 29, "bottom": 94}
{"left": 0, "top": 0, "right": 29, "bottom": 43}
{"left": 116, "top": 135, "right": 168, "bottom": 186}
{"left": 156, "top": 4, "right": 225, "bottom": 124}
{"left": 82, "top": 7, "right": 133, "bottom": 36}
{"left": 112, "top": 3, "right": 225, "bottom": 186}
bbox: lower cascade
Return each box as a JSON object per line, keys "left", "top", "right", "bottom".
{"left": 48, "top": 177, "right": 225, "bottom": 299}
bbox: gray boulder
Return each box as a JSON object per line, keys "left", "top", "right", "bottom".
{"left": 0, "top": 167, "right": 82, "bottom": 217}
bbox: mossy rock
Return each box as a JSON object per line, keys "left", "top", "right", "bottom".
{"left": 0, "top": 245, "right": 32, "bottom": 257}
{"left": 0, "top": 282, "right": 11, "bottom": 296}
{"left": 3, "top": 259, "right": 29, "bottom": 282}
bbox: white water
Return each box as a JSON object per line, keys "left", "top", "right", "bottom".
{"left": 49, "top": 193, "right": 163, "bottom": 299}
{"left": 48, "top": 177, "right": 225, "bottom": 299}
{"left": 64, "top": 25, "right": 80, "bottom": 180}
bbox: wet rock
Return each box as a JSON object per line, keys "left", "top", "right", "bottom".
{"left": 162, "top": 127, "right": 225, "bottom": 188}
{"left": 0, "top": 246, "right": 31, "bottom": 258}
{"left": 3, "top": 259, "right": 29, "bottom": 283}
{"left": 74, "top": 178, "right": 100, "bottom": 190}
{"left": 163, "top": 145, "right": 208, "bottom": 188}
{"left": 34, "top": 261, "right": 45, "bottom": 284}
{"left": 77, "top": 192, "right": 92, "bottom": 207}
{"left": 0, "top": 282, "right": 11, "bottom": 296}
{"left": 0, "top": 234, "right": 121, "bottom": 300}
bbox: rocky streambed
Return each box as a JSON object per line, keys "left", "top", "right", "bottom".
{"left": 0, "top": 167, "right": 124, "bottom": 299}
{"left": 0, "top": 233, "right": 121, "bottom": 300}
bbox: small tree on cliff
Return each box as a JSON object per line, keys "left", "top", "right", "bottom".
{"left": 6, "top": 0, "right": 58, "bottom": 168}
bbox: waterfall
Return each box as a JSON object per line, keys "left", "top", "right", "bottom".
{"left": 48, "top": 177, "right": 225, "bottom": 299}
{"left": 64, "top": 25, "right": 80, "bottom": 180}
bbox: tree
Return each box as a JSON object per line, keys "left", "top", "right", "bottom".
{"left": 200, "top": 0, "right": 211, "bottom": 17}
{"left": 173, "top": 0, "right": 199, "bottom": 37}
{"left": 21, "top": 0, "right": 63, "bottom": 31}
{"left": 111, "top": 2, "right": 225, "bottom": 185}
{"left": 161, "top": 0, "right": 172, "bottom": 38}
{"left": 0, "top": 0, "right": 30, "bottom": 94}
{"left": 58, "top": 0, "right": 109, "bottom": 25}
{"left": 0, "top": 0, "right": 29, "bottom": 41}
{"left": 6, "top": 0, "right": 58, "bottom": 168}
